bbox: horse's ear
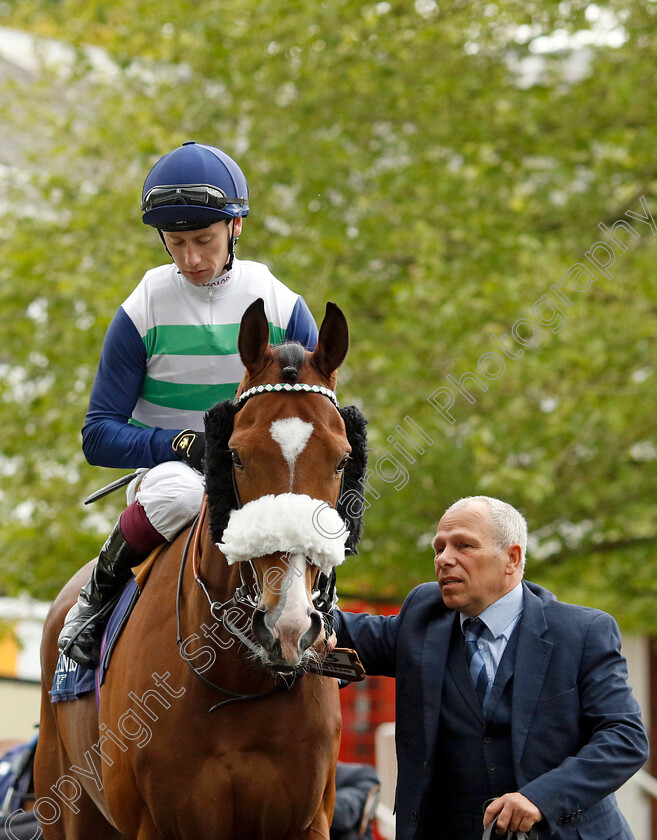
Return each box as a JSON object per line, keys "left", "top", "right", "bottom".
{"left": 238, "top": 298, "right": 272, "bottom": 376}
{"left": 310, "top": 302, "right": 349, "bottom": 380}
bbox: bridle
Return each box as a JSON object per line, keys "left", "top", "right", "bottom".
{"left": 175, "top": 499, "right": 292, "bottom": 712}
{"left": 176, "top": 383, "right": 343, "bottom": 711}
{"left": 234, "top": 382, "right": 340, "bottom": 409}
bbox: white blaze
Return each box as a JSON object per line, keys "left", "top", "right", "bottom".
{"left": 269, "top": 551, "right": 313, "bottom": 661}
{"left": 270, "top": 418, "right": 313, "bottom": 486}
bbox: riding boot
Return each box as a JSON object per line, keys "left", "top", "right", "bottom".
{"left": 57, "top": 522, "right": 147, "bottom": 669}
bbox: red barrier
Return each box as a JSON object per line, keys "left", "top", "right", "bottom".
{"left": 337, "top": 600, "right": 400, "bottom": 766}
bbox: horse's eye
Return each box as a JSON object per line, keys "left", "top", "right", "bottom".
{"left": 231, "top": 450, "right": 244, "bottom": 469}
{"left": 336, "top": 454, "right": 350, "bottom": 474}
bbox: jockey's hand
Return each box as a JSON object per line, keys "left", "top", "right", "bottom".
{"left": 326, "top": 631, "right": 337, "bottom": 651}
{"left": 172, "top": 430, "right": 206, "bottom": 472}
{"left": 484, "top": 793, "right": 543, "bottom": 835}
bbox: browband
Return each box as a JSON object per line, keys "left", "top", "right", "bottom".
{"left": 235, "top": 382, "right": 340, "bottom": 409}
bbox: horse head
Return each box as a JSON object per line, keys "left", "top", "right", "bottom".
{"left": 204, "top": 299, "right": 367, "bottom": 670}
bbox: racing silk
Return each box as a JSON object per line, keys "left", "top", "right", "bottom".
{"left": 82, "top": 258, "right": 318, "bottom": 468}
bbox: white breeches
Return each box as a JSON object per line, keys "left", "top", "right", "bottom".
{"left": 126, "top": 461, "right": 205, "bottom": 541}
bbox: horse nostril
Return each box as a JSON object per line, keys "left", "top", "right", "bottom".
{"left": 298, "top": 610, "right": 322, "bottom": 654}
{"left": 252, "top": 609, "right": 276, "bottom": 652}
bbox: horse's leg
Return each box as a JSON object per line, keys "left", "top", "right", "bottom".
{"left": 35, "top": 695, "right": 122, "bottom": 840}
{"left": 36, "top": 568, "right": 123, "bottom": 840}
{"left": 135, "top": 815, "right": 161, "bottom": 840}
{"left": 288, "top": 764, "right": 336, "bottom": 840}
{"left": 298, "top": 814, "right": 331, "bottom": 840}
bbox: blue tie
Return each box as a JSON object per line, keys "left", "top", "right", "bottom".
{"left": 464, "top": 617, "right": 489, "bottom": 706}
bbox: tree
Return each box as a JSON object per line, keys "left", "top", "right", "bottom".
{"left": 0, "top": 0, "right": 655, "bottom": 629}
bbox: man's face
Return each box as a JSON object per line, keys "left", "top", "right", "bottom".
{"left": 432, "top": 501, "right": 521, "bottom": 617}
{"left": 162, "top": 218, "right": 242, "bottom": 285}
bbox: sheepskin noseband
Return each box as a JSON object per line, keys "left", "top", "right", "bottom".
{"left": 216, "top": 493, "right": 348, "bottom": 575}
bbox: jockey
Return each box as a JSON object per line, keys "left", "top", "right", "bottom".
{"left": 58, "top": 141, "right": 318, "bottom": 669}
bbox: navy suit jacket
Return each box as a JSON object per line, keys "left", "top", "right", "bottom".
{"left": 334, "top": 581, "right": 649, "bottom": 840}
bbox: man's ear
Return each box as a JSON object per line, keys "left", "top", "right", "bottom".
{"left": 233, "top": 217, "right": 243, "bottom": 236}
{"left": 505, "top": 543, "right": 523, "bottom": 575}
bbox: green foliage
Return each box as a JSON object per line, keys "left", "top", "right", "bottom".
{"left": 0, "top": 0, "right": 655, "bottom": 629}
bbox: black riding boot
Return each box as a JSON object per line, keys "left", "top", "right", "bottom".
{"left": 57, "top": 522, "right": 147, "bottom": 669}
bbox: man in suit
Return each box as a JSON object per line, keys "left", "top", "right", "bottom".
{"left": 333, "top": 496, "right": 649, "bottom": 840}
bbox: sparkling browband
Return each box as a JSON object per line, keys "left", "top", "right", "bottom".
{"left": 235, "top": 382, "right": 340, "bottom": 409}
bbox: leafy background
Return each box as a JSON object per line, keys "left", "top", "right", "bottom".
{"left": 0, "top": 0, "right": 655, "bottom": 630}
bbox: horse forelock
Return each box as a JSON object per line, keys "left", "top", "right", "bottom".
{"left": 236, "top": 341, "right": 338, "bottom": 398}
{"left": 275, "top": 341, "right": 307, "bottom": 384}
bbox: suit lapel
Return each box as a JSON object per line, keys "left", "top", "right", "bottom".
{"left": 511, "top": 583, "right": 554, "bottom": 776}
{"left": 422, "top": 610, "right": 457, "bottom": 757}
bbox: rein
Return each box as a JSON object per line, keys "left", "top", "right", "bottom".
{"left": 175, "top": 499, "right": 288, "bottom": 712}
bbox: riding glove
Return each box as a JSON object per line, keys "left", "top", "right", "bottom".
{"left": 172, "top": 429, "right": 206, "bottom": 473}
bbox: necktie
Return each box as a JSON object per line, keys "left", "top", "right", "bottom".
{"left": 464, "top": 617, "right": 489, "bottom": 706}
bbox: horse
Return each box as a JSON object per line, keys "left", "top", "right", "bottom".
{"left": 34, "top": 299, "right": 368, "bottom": 840}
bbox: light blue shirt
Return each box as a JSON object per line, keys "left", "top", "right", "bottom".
{"left": 460, "top": 581, "right": 524, "bottom": 689}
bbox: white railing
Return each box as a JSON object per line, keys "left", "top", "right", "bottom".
{"left": 634, "top": 769, "right": 657, "bottom": 801}
{"left": 375, "top": 722, "right": 397, "bottom": 839}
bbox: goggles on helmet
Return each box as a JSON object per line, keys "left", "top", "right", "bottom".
{"left": 141, "top": 183, "right": 248, "bottom": 213}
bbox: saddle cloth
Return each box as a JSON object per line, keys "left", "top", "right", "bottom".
{"left": 50, "top": 577, "right": 140, "bottom": 704}
{"left": 49, "top": 548, "right": 160, "bottom": 704}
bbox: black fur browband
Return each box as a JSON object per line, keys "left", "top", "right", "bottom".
{"left": 204, "top": 399, "right": 368, "bottom": 554}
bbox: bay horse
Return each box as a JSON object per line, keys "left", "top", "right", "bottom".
{"left": 34, "top": 299, "right": 367, "bottom": 840}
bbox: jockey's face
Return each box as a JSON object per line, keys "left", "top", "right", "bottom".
{"left": 162, "top": 217, "right": 243, "bottom": 285}
{"left": 432, "top": 501, "right": 523, "bottom": 617}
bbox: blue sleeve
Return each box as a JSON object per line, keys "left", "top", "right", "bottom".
{"left": 519, "top": 611, "right": 650, "bottom": 832}
{"left": 333, "top": 609, "right": 399, "bottom": 678}
{"left": 81, "top": 307, "right": 179, "bottom": 468}
{"left": 286, "top": 296, "right": 318, "bottom": 350}
{"left": 332, "top": 763, "right": 380, "bottom": 832}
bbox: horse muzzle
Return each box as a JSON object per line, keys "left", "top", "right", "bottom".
{"left": 252, "top": 606, "right": 323, "bottom": 668}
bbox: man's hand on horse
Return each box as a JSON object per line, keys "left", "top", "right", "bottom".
{"left": 172, "top": 430, "right": 206, "bottom": 473}
{"left": 484, "top": 792, "right": 543, "bottom": 835}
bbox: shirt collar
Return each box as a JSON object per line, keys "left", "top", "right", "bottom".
{"left": 173, "top": 258, "right": 241, "bottom": 299}
{"left": 460, "top": 581, "right": 524, "bottom": 640}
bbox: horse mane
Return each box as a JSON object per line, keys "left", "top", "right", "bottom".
{"left": 337, "top": 405, "right": 368, "bottom": 555}
{"left": 204, "top": 400, "right": 239, "bottom": 545}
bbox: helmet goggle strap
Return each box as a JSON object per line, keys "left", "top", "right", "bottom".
{"left": 224, "top": 218, "right": 238, "bottom": 273}
{"left": 142, "top": 183, "right": 247, "bottom": 212}
{"left": 157, "top": 219, "right": 238, "bottom": 275}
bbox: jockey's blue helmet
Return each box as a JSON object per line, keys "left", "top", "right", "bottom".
{"left": 141, "top": 141, "right": 250, "bottom": 231}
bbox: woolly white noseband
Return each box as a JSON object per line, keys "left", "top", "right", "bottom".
{"left": 217, "top": 493, "right": 347, "bottom": 575}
